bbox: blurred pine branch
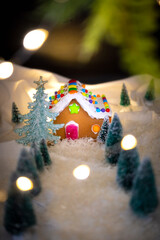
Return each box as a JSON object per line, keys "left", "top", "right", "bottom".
{"left": 35, "top": 0, "right": 160, "bottom": 77}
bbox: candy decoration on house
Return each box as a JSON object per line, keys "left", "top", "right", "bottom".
{"left": 120, "top": 83, "right": 130, "bottom": 106}
{"left": 16, "top": 148, "right": 41, "bottom": 197}
{"left": 15, "top": 76, "right": 64, "bottom": 146}
{"left": 30, "top": 142, "right": 44, "bottom": 172}
{"left": 49, "top": 79, "right": 112, "bottom": 140}
{"left": 12, "top": 102, "right": 22, "bottom": 123}
{"left": 144, "top": 79, "right": 155, "bottom": 102}
{"left": 3, "top": 176, "right": 36, "bottom": 236}
{"left": 40, "top": 139, "right": 52, "bottom": 166}
{"left": 130, "top": 157, "right": 158, "bottom": 217}
{"left": 105, "top": 113, "right": 123, "bottom": 164}
{"left": 117, "top": 135, "right": 140, "bottom": 191}
{"left": 97, "top": 116, "right": 109, "bottom": 143}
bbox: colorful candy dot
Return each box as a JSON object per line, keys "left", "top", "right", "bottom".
{"left": 49, "top": 106, "right": 53, "bottom": 109}
{"left": 82, "top": 89, "right": 85, "bottom": 93}
{"left": 86, "top": 94, "right": 89, "bottom": 98}
{"left": 61, "top": 94, "right": 64, "bottom": 98}
{"left": 89, "top": 100, "right": 93, "bottom": 104}
{"left": 95, "top": 101, "right": 98, "bottom": 104}
{"left": 96, "top": 108, "right": 101, "bottom": 112}
{"left": 101, "top": 108, "right": 105, "bottom": 112}
{"left": 51, "top": 96, "right": 55, "bottom": 100}
{"left": 106, "top": 108, "right": 110, "bottom": 112}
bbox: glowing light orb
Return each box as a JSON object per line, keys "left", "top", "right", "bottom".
{"left": 73, "top": 165, "right": 90, "bottom": 180}
{"left": 16, "top": 176, "right": 33, "bottom": 191}
{"left": 121, "top": 134, "right": 137, "bottom": 151}
{"left": 23, "top": 29, "right": 49, "bottom": 51}
{"left": 0, "top": 61, "right": 14, "bottom": 79}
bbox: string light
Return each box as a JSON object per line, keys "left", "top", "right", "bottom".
{"left": 16, "top": 176, "right": 33, "bottom": 191}
{"left": 121, "top": 134, "right": 137, "bottom": 151}
{"left": 73, "top": 165, "right": 90, "bottom": 180}
{"left": 23, "top": 29, "right": 49, "bottom": 51}
{"left": 0, "top": 61, "right": 14, "bottom": 79}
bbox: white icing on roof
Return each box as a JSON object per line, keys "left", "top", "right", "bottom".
{"left": 49, "top": 80, "right": 112, "bottom": 119}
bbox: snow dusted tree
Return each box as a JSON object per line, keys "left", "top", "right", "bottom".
{"left": 105, "top": 113, "right": 123, "bottom": 164}
{"left": 144, "top": 79, "right": 155, "bottom": 102}
{"left": 97, "top": 116, "right": 109, "bottom": 143}
{"left": 15, "top": 76, "right": 64, "bottom": 146}
{"left": 117, "top": 144, "right": 140, "bottom": 191}
{"left": 30, "top": 142, "right": 44, "bottom": 172}
{"left": 120, "top": 83, "right": 130, "bottom": 106}
{"left": 130, "top": 157, "right": 158, "bottom": 217}
{"left": 4, "top": 182, "right": 36, "bottom": 236}
{"left": 40, "top": 139, "right": 52, "bottom": 166}
{"left": 17, "top": 148, "right": 41, "bottom": 197}
{"left": 12, "top": 102, "right": 22, "bottom": 123}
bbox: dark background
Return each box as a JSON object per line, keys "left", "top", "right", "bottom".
{"left": 0, "top": 0, "right": 160, "bottom": 84}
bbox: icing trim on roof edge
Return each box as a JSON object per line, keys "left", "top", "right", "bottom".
{"left": 50, "top": 92, "right": 112, "bottom": 119}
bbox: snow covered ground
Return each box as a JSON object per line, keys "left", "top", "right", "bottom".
{"left": 0, "top": 64, "right": 160, "bottom": 240}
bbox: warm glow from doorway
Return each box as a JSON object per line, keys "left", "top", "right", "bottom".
{"left": 16, "top": 176, "right": 33, "bottom": 191}
{"left": 0, "top": 61, "right": 14, "bottom": 79}
{"left": 73, "top": 165, "right": 90, "bottom": 180}
{"left": 23, "top": 29, "right": 49, "bottom": 51}
{"left": 121, "top": 134, "right": 137, "bottom": 150}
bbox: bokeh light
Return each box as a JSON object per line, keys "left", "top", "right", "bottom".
{"left": 73, "top": 165, "right": 90, "bottom": 180}
{"left": 0, "top": 61, "right": 14, "bottom": 79}
{"left": 16, "top": 176, "right": 33, "bottom": 191}
{"left": 23, "top": 29, "right": 49, "bottom": 51}
{"left": 121, "top": 134, "right": 137, "bottom": 151}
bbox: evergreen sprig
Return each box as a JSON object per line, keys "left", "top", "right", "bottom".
{"left": 35, "top": 0, "right": 160, "bottom": 77}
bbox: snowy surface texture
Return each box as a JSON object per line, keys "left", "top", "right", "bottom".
{"left": 0, "top": 64, "right": 160, "bottom": 240}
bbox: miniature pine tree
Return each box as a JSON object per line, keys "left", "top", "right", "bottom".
{"left": 117, "top": 147, "right": 140, "bottom": 191}
{"left": 12, "top": 102, "right": 22, "bottom": 123}
{"left": 15, "top": 76, "right": 64, "bottom": 146}
{"left": 4, "top": 183, "right": 36, "bottom": 235}
{"left": 97, "top": 116, "right": 109, "bottom": 143}
{"left": 144, "top": 79, "right": 155, "bottom": 101}
{"left": 120, "top": 83, "right": 130, "bottom": 106}
{"left": 40, "top": 139, "right": 52, "bottom": 166}
{"left": 105, "top": 113, "right": 123, "bottom": 164}
{"left": 17, "top": 148, "right": 41, "bottom": 197}
{"left": 130, "top": 157, "right": 158, "bottom": 217}
{"left": 30, "top": 142, "right": 44, "bottom": 172}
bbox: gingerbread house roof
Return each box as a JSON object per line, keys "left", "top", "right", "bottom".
{"left": 49, "top": 79, "right": 112, "bottom": 119}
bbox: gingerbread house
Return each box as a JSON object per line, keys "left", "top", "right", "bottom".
{"left": 49, "top": 80, "right": 112, "bottom": 140}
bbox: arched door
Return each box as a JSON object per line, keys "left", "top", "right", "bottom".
{"left": 65, "top": 121, "right": 79, "bottom": 140}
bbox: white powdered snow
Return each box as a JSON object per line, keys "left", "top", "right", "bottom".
{"left": 0, "top": 64, "right": 160, "bottom": 240}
